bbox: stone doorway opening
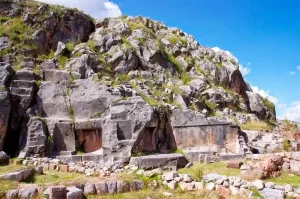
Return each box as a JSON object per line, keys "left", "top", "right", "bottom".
{"left": 76, "top": 128, "right": 102, "bottom": 153}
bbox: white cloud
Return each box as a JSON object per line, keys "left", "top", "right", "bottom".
{"left": 290, "top": 71, "right": 296, "bottom": 75}
{"left": 37, "top": 0, "right": 122, "bottom": 19}
{"left": 251, "top": 85, "right": 279, "bottom": 104}
{"left": 239, "top": 65, "right": 251, "bottom": 76}
{"left": 278, "top": 101, "right": 300, "bottom": 122}
{"left": 297, "top": 66, "right": 300, "bottom": 70}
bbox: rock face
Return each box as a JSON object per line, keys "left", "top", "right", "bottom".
{"left": 0, "top": 0, "right": 275, "bottom": 160}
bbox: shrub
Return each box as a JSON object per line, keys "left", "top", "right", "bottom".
{"left": 68, "top": 107, "right": 75, "bottom": 123}
{"left": 37, "top": 50, "right": 55, "bottom": 60}
{"left": 283, "top": 139, "right": 290, "bottom": 151}
{"left": 32, "top": 65, "right": 40, "bottom": 75}
{"left": 164, "top": 49, "right": 182, "bottom": 74}
{"left": 262, "top": 98, "right": 275, "bottom": 111}
{"left": 204, "top": 100, "right": 217, "bottom": 114}
{"left": 87, "top": 40, "right": 95, "bottom": 51}
{"left": 57, "top": 55, "right": 68, "bottom": 70}
{"left": 65, "top": 42, "right": 75, "bottom": 53}
{"left": 13, "top": 63, "right": 22, "bottom": 71}
{"left": 121, "top": 36, "right": 136, "bottom": 52}
{"left": 181, "top": 71, "right": 192, "bottom": 84}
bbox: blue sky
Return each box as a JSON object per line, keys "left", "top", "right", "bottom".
{"left": 37, "top": 0, "right": 300, "bottom": 121}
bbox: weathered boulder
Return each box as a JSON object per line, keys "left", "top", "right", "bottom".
{"left": 0, "top": 151, "right": 9, "bottom": 165}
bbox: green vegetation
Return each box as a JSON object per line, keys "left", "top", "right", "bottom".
{"left": 37, "top": 50, "right": 55, "bottom": 60}
{"left": 173, "top": 148, "right": 184, "bottom": 155}
{"left": 68, "top": 106, "right": 75, "bottom": 123}
{"left": 282, "top": 139, "right": 290, "bottom": 151}
{"left": 181, "top": 71, "right": 192, "bottom": 85}
{"left": 262, "top": 98, "right": 275, "bottom": 111}
{"left": 126, "top": 21, "right": 156, "bottom": 39}
{"left": 249, "top": 187, "right": 263, "bottom": 199}
{"left": 0, "top": 86, "right": 4, "bottom": 91}
{"left": 166, "top": 35, "right": 187, "bottom": 48}
{"left": 139, "top": 92, "right": 161, "bottom": 107}
{"left": 0, "top": 179, "right": 18, "bottom": 198}
{"left": 57, "top": 55, "right": 69, "bottom": 70}
{"left": 281, "top": 119, "right": 298, "bottom": 131}
{"left": 164, "top": 49, "right": 182, "bottom": 74}
{"left": 30, "top": 171, "right": 89, "bottom": 186}
{"left": 33, "top": 65, "right": 40, "bottom": 75}
{"left": 240, "top": 120, "right": 274, "bottom": 131}
{"left": 65, "top": 42, "right": 75, "bottom": 53}
{"left": 13, "top": 63, "right": 22, "bottom": 71}
{"left": 87, "top": 40, "right": 95, "bottom": 51}
{"left": 121, "top": 36, "right": 136, "bottom": 52}
{"left": 0, "top": 16, "right": 10, "bottom": 23}
{"left": 90, "top": 111, "right": 102, "bottom": 119}
{"left": 87, "top": 189, "right": 245, "bottom": 199}
{"left": 178, "top": 162, "right": 240, "bottom": 179}
{"left": 204, "top": 100, "right": 217, "bottom": 115}
{"left": 265, "top": 172, "right": 300, "bottom": 188}
{"left": 0, "top": 163, "right": 28, "bottom": 175}
{"left": 118, "top": 73, "right": 131, "bottom": 82}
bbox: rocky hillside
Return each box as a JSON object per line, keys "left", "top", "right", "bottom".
{"left": 0, "top": 0, "right": 276, "bottom": 157}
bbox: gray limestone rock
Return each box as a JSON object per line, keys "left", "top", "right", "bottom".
{"left": 259, "top": 188, "right": 285, "bottom": 199}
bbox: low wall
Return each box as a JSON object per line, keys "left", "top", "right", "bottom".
{"left": 172, "top": 124, "right": 239, "bottom": 153}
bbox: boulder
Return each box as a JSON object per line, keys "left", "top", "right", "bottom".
{"left": 0, "top": 151, "right": 9, "bottom": 165}
{"left": 259, "top": 188, "right": 285, "bottom": 199}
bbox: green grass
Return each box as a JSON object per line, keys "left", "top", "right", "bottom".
{"left": 262, "top": 98, "right": 275, "bottom": 111}
{"left": 121, "top": 36, "right": 136, "bottom": 52}
{"left": 87, "top": 40, "right": 95, "bottom": 51}
{"left": 65, "top": 42, "right": 75, "bottom": 53}
{"left": 0, "top": 179, "right": 18, "bottom": 198}
{"left": 0, "top": 16, "right": 10, "bottom": 23}
{"left": 0, "top": 163, "right": 28, "bottom": 175}
{"left": 57, "top": 55, "right": 68, "bottom": 70}
{"left": 33, "top": 65, "right": 40, "bottom": 75}
{"left": 87, "top": 188, "right": 246, "bottom": 199}
{"left": 283, "top": 139, "right": 290, "bottom": 151}
{"left": 181, "top": 71, "right": 193, "bottom": 85}
{"left": 204, "top": 100, "right": 217, "bottom": 115}
{"left": 30, "top": 171, "right": 88, "bottom": 186}
{"left": 13, "top": 63, "right": 22, "bottom": 71}
{"left": 178, "top": 162, "right": 240, "bottom": 179}
{"left": 68, "top": 106, "right": 75, "bottom": 123}
{"left": 0, "top": 86, "right": 4, "bottom": 91}
{"left": 164, "top": 49, "right": 182, "bottom": 74}
{"left": 265, "top": 172, "right": 300, "bottom": 188}
{"left": 37, "top": 50, "right": 55, "bottom": 60}
{"left": 240, "top": 120, "right": 274, "bottom": 131}
{"left": 139, "top": 92, "right": 161, "bottom": 107}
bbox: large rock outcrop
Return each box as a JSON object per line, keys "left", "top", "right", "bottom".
{"left": 0, "top": 1, "right": 275, "bottom": 159}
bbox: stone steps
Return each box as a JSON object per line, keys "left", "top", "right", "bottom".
{"left": 12, "top": 70, "right": 35, "bottom": 81}
{"left": 52, "top": 151, "right": 77, "bottom": 157}
{"left": 9, "top": 87, "right": 33, "bottom": 96}
{"left": 10, "top": 80, "right": 35, "bottom": 88}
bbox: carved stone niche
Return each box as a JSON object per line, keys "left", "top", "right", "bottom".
{"left": 76, "top": 128, "right": 102, "bottom": 153}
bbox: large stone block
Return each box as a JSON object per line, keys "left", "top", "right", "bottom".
{"left": 129, "top": 154, "right": 187, "bottom": 169}
{"left": 51, "top": 121, "right": 76, "bottom": 152}
{"left": 50, "top": 186, "right": 67, "bottom": 199}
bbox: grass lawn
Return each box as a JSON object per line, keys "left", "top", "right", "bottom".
{"left": 27, "top": 170, "right": 93, "bottom": 186}
{"left": 0, "top": 163, "right": 28, "bottom": 175}
{"left": 87, "top": 188, "right": 246, "bottom": 199}
{"left": 178, "top": 162, "right": 240, "bottom": 180}
{"left": 265, "top": 172, "right": 300, "bottom": 188}
{"left": 0, "top": 179, "right": 19, "bottom": 198}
